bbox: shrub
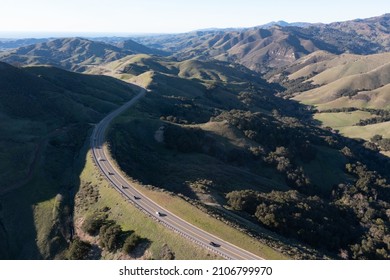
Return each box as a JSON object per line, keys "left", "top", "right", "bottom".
{"left": 82, "top": 214, "right": 106, "bottom": 236}
{"left": 68, "top": 238, "right": 92, "bottom": 260}
{"left": 99, "top": 222, "right": 123, "bottom": 252}
{"left": 122, "top": 234, "right": 142, "bottom": 254}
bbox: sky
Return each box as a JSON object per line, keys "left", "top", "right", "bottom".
{"left": 0, "top": 0, "right": 389, "bottom": 37}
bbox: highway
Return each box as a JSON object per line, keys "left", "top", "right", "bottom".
{"left": 90, "top": 88, "right": 264, "bottom": 260}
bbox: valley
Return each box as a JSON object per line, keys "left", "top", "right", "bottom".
{"left": 0, "top": 13, "right": 390, "bottom": 260}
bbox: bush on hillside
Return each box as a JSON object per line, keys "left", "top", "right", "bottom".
{"left": 82, "top": 214, "right": 107, "bottom": 236}
{"left": 68, "top": 238, "right": 92, "bottom": 260}
{"left": 99, "top": 221, "right": 123, "bottom": 252}
{"left": 122, "top": 234, "right": 142, "bottom": 254}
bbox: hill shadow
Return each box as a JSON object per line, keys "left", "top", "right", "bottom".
{"left": 0, "top": 74, "right": 145, "bottom": 259}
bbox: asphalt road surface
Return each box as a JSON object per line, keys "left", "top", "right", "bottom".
{"left": 91, "top": 88, "right": 263, "bottom": 260}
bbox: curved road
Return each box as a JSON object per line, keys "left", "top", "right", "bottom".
{"left": 91, "top": 88, "right": 263, "bottom": 260}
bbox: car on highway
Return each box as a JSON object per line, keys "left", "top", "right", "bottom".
{"left": 121, "top": 185, "right": 128, "bottom": 189}
{"left": 209, "top": 241, "right": 220, "bottom": 247}
{"left": 108, "top": 172, "right": 114, "bottom": 175}
{"left": 134, "top": 196, "right": 140, "bottom": 200}
{"left": 155, "top": 211, "right": 162, "bottom": 216}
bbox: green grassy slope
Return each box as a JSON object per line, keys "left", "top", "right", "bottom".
{"left": 74, "top": 151, "right": 222, "bottom": 260}
{"left": 0, "top": 62, "right": 136, "bottom": 259}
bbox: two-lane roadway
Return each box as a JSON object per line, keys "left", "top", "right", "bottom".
{"left": 91, "top": 88, "right": 263, "bottom": 260}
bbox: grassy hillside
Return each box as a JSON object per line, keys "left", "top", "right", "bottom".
{"left": 276, "top": 51, "right": 390, "bottom": 159}
{"left": 0, "top": 62, "right": 136, "bottom": 259}
{"left": 338, "top": 121, "right": 390, "bottom": 140}
{"left": 314, "top": 111, "right": 373, "bottom": 128}
{"left": 105, "top": 55, "right": 390, "bottom": 259}
{"left": 74, "top": 151, "right": 222, "bottom": 260}
{"left": 274, "top": 52, "right": 390, "bottom": 111}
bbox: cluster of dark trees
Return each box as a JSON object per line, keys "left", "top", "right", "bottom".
{"left": 357, "top": 109, "right": 390, "bottom": 126}
{"left": 263, "top": 146, "right": 311, "bottom": 190}
{"left": 163, "top": 109, "right": 320, "bottom": 191}
{"left": 149, "top": 94, "right": 213, "bottom": 124}
{"left": 226, "top": 161, "right": 390, "bottom": 259}
{"left": 72, "top": 212, "right": 143, "bottom": 259}
{"left": 319, "top": 107, "right": 390, "bottom": 126}
{"left": 357, "top": 117, "right": 390, "bottom": 126}
{"left": 333, "top": 163, "right": 390, "bottom": 259}
{"left": 362, "top": 108, "right": 390, "bottom": 117}
{"left": 211, "top": 110, "right": 319, "bottom": 189}
{"left": 371, "top": 135, "right": 390, "bottom": 151}
{"left": 319, "top": 107, "right": 359, "bottom": 113}
{"left": 227, "top": 190, "right": 360, "bottom": 253}
{"left": 236, "top": 86, "right": 304, "bottom": 116}
{"left": 212, "top": 110, "right": 307, "bottom": 151}
{"left": 67, "top": 238, "right": 92, "bottom": 260}
{"left": 164, "top": 125, "right": 206, "bottom": 153}
{"left": 277, "top": 75, "right": 319, "bottom": 98}
{"left": 336, "top": 88, "right": 369, "bottom": 98}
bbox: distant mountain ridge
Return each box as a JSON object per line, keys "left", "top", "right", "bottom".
{"left": 134, "top": 14, "right": 390, "bottom": 72}
{"left": 327, "top": 13, "right": 390, "bottom": 48}
{"left": 1, "top": 14, "right": 389, "bottom": 76}
{"left": 0, "top": 38, "right": 50, "bottom": 50}
{"left": 0, "top": 37, "right": 166, "bottom": 72}
{"left": 116, "top": 39, "right": 169, "bottom": 56}
{"left": 258, "top": 20, "right": 313, "bottom": 28}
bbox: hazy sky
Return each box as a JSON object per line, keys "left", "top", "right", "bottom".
{"left": 0, "top": 0, "right": 389, "bottom": 36}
